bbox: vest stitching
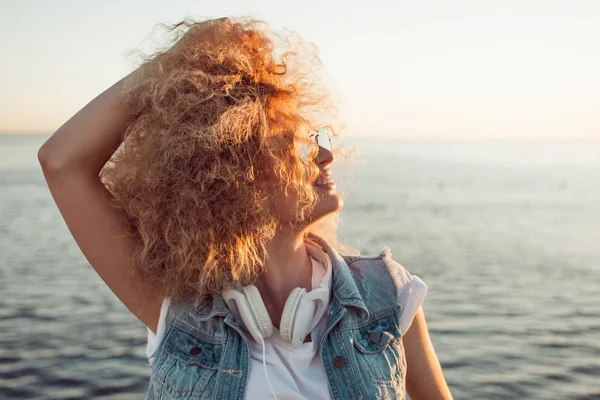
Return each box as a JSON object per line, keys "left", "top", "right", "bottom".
{"left": 161, "top": 379, "right": 212, "bottom": 397}
{"left": 212, "top": 327, "right": 227, "bottom": 399}
{"left": 319, "top": 303, "right": 346, "bottom": 400}
{"left": 344, "top": 256, "right": 384, "bottom": 267}
{"left": 222, "top": 369, "right": 243, "bottom": 378}
{"left": 223, "top": 318, "right": 252, "bottom": 399}
{"left": 150, "top": 325, "right": 175, "bottom": 397}
{"left": 157, "top": 357, "right": 213, "bottom": 398}
{"left": 155, "top": 354, "right": 176, "bottom": 397}
{"left": 190, "top": 309, "right": 229, "bottom": 321}
{"left": 356, "top": 305, "right": 402, "bottom": 329}
{"left": 335, "top": 328, "right": 364, "bottom": 400}
{"left": 167, "top": 318, "right": 227, "bottom": 344}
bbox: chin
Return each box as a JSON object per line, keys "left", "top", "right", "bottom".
{"left": 312, "top": 188, "right": 344, "bottom": 219}
{"left": 286, "top": 187, "right": 344, "bottom": 229}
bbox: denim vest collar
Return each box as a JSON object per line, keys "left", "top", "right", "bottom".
{"left": 306, "top": 231, "right": 369, "bottom": 319}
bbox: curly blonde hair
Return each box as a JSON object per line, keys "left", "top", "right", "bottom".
{"left": 100, "top": 17, "right": 358, "bottom": 304}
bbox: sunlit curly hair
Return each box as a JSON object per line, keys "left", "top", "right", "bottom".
{"left": 100, "top": 16, "right": 359, "bottom": 305}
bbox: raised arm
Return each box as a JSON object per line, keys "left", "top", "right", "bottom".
{"left": 38, "top": 67, "right": 165, "bottom": 334}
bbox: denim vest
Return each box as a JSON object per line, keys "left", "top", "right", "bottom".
{"left": 146, "top": 232, "right": 407, "bottom": 400}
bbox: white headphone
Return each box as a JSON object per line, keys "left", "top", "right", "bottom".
{"left": 222, "top": 239, "right": 332, "bottom": 349}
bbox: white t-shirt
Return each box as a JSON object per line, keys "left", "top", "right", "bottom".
{"left": 146, "top": 242, "right": 427, "bottom": 399}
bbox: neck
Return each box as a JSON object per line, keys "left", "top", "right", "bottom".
{"left": 256, "top": 224, "right": 312, "bottom": 309}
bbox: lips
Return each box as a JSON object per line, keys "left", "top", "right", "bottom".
{"left": 313, "top": 169, "right": 333, "bottom": 186}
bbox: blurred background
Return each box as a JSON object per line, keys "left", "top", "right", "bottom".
{"left": 1, "top": 0, "right": 599, "bottom": 399}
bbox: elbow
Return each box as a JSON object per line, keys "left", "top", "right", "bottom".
{"left": 38, "top": 133, "right": 108, "bottom": 177}
{"left": 37, "top": 139, "right": 81, "bottom": 177}
{"left": 38, "top": 143, "right": 56, "bottom": 171}
{"left": 38, "top": 142, "right": 64, "bottom": 175}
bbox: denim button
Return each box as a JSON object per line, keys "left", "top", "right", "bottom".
{"left": 333, "top": 356, "right": 346, "bottom": 368}
{"left": 190, "top": 346, "right": 202, "bottom": 356}
{"left": 369, "top": 332, "right": 381, "bottom": 344}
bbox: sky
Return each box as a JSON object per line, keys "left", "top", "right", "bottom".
{"left": 1, "top": 0, "right": 599, "bottom": 139}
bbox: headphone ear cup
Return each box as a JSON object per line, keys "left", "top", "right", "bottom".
{"left": 291, "top": 295, "right": 314, "bottom": 349}
{"left": 242, "top": 285, "right": 274, "bottom": 339}
{"left": 223, "top": 288, "right": 265, "bottom": 344}
{"left": 279, "top": 288, "right": 305, "bottom": 343}
{"left": 292, "top": 287, "right": 329, "bottom": 348}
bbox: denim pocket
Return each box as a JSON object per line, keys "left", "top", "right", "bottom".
{"left": 151, "top": 326, "right": 223, "bottom": 399}
{"left": 351, "top": 314, "right": 406, "bottom": 397}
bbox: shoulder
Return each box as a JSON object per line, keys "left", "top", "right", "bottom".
{"left": 342, "top": 247, "right": 428, "bottom": 335}
{"left": 341, "top": 246, "right": 416, "bottom": 288}
{"left": 340, "top": 247, "right": 405, "bottom": 308}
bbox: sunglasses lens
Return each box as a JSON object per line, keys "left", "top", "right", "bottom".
{"left": 316, "top": 128, "right": 332, "bottom": 150}
{"left": 296, "top": 128, "right": 333, "bottom": 164}
{"left": 297, "top": 141, "right": 314, "bottom": 164}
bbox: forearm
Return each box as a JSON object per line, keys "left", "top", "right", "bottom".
{"left": 38, "top": 67, "right": 142, "bottom": 175}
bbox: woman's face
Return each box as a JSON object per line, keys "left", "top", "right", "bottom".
{"left": 272, "top": 144, "right": 344, "bottom": 228}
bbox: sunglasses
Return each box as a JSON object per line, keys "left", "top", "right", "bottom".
{"left": 296, "top": 127, "right": 333, "bottom": 164}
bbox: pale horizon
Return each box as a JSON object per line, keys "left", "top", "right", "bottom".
{"left": 1, "top": 0, "right": 599, "bottom": 140}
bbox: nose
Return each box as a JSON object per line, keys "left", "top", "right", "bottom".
{"left": 316, "top": 145, "right": 334, "bottom": 167}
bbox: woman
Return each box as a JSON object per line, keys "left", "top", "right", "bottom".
{"left": 38, "top": 17, "right": 452, "bottom": 400}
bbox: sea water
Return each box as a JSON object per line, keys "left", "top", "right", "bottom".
{"left": 1, "top": 134, "right": 599, "bottom": 399}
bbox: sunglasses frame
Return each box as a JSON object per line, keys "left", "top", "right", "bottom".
{"left": 300, "top": 127, "right": 333, "bottom": 164}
